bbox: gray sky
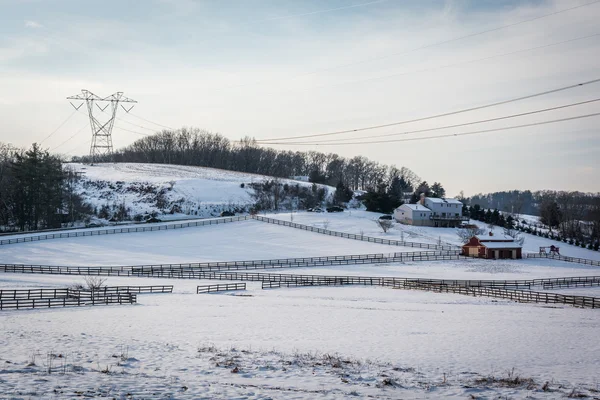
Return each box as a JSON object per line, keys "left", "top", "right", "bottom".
{"left": 1, "top": 0, "right": 599, "bottom": 196}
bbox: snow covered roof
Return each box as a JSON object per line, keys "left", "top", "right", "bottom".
{"left": 480, "top": 241, "right": 522, "bottom": 249}
{"left": 425, "top": 197, "right": 463, "bottom": 205}
{"left": 399, "top": 204, "right": 432, "bottom": 212}
{"left": 475, "top": 233, "right": 514, "bottom": 241}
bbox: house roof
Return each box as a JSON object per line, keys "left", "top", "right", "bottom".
{"left": 424, "top": 197, "right": 463, "bottom": 205}
{"left": 480, "top": 241, "right": 522, "bottom": 249}
{"left": 399, "top": 204, "right": 431, "bottom": 212}
{"left": 475, "top": 233, "right": 514, "bottom": 241}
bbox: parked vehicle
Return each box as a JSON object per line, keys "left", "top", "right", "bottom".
{"left": 379, "top": 215, "right": 393, "bottom": 220}
{"left": 146, "top": 217, "right": 162, "bottom": 223}
{"left": 326, "top": 206, "right": 344, "bottom": 213}
{"left": 307, "top": 207, "right": 324, "bottom": 213}
{"left": 220, "top": 211, "right": 235, "bottom": 217}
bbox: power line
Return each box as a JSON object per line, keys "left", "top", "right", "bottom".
{"left": 113, "top": 124, "right": 153, "bottom": 136}
{"left": 269, "top": 32, "right": 600, "bottom": 95}
{"left": 269, "top": 97, "right": 600, "bottom": 144}
{"left": 218, "top": 0, "right": 600, "bottom": 92}
{"left": 258, "top": 112, "right": 600, "bottom": 146}
{"left": 127, "top": 112, "right": 174, "bottom": 130}
{"left": 39, "top": 109, "right": 79, "bottom": 144}
{"left": 63, "top": 139, "right": 92, "bottom": 156}
{"left": 256, "top": 77, "right": 600, "bottom": 142}
{"left": 115, "top": 116, "right": 159, "bottom": 132}
{"left": 290, "top": 0, "right": 600, "bottom": 79}
{"left": 99, "top": 107, "right": 158, "bottom": 132}
{"left": 50, "top": 123, "right": 89, "bottom": 151}
{"left": 256, "top": 0, "right": 390, "bottom": 22}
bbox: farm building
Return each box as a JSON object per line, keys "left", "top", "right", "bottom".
{"left": 393, "top": 204, "right": 432, "bottom": 226}
{"left": 462, "top": 232, "right": 522, "bottom": 259}
{"left": 394, "top": 194, "right": 468, "bottom": 227}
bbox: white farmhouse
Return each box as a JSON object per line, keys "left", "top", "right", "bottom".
{"left": 393, "top": 204, "right": 432, "bottom": 226}
{"left": 394, "top": 194, "right": 467, "bottom": 227}
{"left": 422, "top": 197, "right": 465, "bottom": 227}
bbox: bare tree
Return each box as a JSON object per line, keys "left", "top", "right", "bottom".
{"left": 83, "top": 276, "right": 107, "bottom": 291}
{"left": 503, "top": 227, "right": 525, "bottom": 246}
{"left": 376, "top": 219, "right": 393, "bottom": 233}
{"left": 456, "top": 227, "right": 485, "bottom": 243}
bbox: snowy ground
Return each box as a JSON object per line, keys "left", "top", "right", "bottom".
{"left": 266, "top": 210, "right": 600, "bottom": 261}
{"left": 69, "top": 162, "right": 332, "bottom": 220}
{"left": 0, "top": 220, "right": 422, "bottom": 267}
{"left": 1, "top": 274, "right": 600, "bottom": 399}
{"left": 2, "top": 212, "right": 600, "bottom": 399}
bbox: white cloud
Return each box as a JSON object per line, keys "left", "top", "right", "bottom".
{"left": 24, "top": 20, "right": 43, "bottom": 29}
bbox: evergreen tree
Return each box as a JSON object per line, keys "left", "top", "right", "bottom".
{"left": 430, "top": 182, "right": 446, "bottom": 198}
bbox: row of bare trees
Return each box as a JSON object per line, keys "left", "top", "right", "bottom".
{"left": 73, "top": 128, "right": 422, "bottom": 192}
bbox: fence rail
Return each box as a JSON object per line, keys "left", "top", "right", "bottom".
{"left": 526, "top": 253, "right": 600, "bottom": 267}
{"left": 395, "top": 281, "right": 599, "bottom": 309}
{"left": 0, "top": 216, "right": 249, "bottom": 246}
{"left": 0, "top": 285, "right": 172, "bottom": 300}
{"left": 251, "top": 215, "right": 458, "bottom": 251}
{"left": 197, "top": 283, "right": 246, "bottom": 293}
{"left": 0, "top": 293, "right": 136, "bottom": 310}
{"left": 0, "top": 251, "right": 463, "bottom": 277}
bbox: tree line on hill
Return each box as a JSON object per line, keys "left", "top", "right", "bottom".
{"left": 0, "top": 142, "right": 90, "bottom": 232}
{"left": 464, "top": 201, "right": 600, "bottom": 251}
{"left": 72, "top": 128, "right": 424, "bottom": 193}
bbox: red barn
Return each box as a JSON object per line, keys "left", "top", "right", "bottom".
{"left": 462, "top": 232, "right": 522, "bottom": 259}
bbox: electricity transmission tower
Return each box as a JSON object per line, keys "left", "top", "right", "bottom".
{"left": 67, "top": 90, "right": 137, "bottom": 163}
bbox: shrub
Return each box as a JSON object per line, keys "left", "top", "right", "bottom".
{"left": 594, "top": 242, "right": 599, "bottom": 251}
{"left": 84, "top": 276, "right": 107, "bottom": 290}
{"left": 240, "top": 183, "right": 245, "bottom": 188}
{"left": 575, "top": 240, "right": 580, "bottom": 246}
{"left": 569, "top": 239, "right": 574, "bottom": 245}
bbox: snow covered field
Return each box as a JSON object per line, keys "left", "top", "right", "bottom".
{"left": 1, "top": 273, "right": 599, "bottom": 399}
{"left": 0, "top": 219, "right": 418, "bottom": 267}
{"left": 1, "top": 211, "right": 600, "bottom": 399}
{"left": 267, "top": 210, "right": 600, "bottom": 261}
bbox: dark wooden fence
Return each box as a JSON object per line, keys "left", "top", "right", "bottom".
{"left": 526, "top": 253, "right": 600, "bottom": 267}
{"left": 0, "top": 285, "right": 172, "bottom": 300}
{"left": 260, "top": 275, "right": 599, "bottom": 308}
{"left": 0, "top": 216, "right": 249, "bottom": 246}
{"left": 0, "top": 293, "right": 136, "bottom": 310}
{"left": 396, "top": 281, "right": 599, "bottom": 309}
{"left": 251, "top": 215, "right": 458, "bottom": 251}
{"left": 197, "top": 283, "right": 246, "bottom": 293}
{"left": 0, "top": 250, "right": 464, "bottom": 277}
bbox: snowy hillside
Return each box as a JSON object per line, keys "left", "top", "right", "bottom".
{"left": 266, "top": 210, "right": 600, "bottom": 261}
{"left": 69, "top": 163, "right": 332, "bottom": 220}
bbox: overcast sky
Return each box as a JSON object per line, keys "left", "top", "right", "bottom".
{"left": 1, "top": 0, "right": 599, "bottom": 196}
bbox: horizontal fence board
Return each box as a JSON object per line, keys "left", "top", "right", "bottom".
{"left": 0, "top": 251, "right": 465, "bottom": 277}
{"left": 0, "top": 293, "right": 136, "bottom": 311}
{"left": 526, "top": 253, "right": 600, "bottom": 267}
{"left": 0, "top": 285, "right": 172, "bottom": 300}
{"left": 197, "top": 283, "right": 246, "bottom": 293}
{"left": 251, "top": 215, "right": 458, "bottom": 251}
{"left": 0, "top": 216, "right": 249, "bottom": 247}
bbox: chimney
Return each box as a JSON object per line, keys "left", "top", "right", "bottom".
{"left": 489, "top": 232, "right": 493, "bottom": 236}
{"left": 419, "top": 193, "right": 425, "bottom": 206}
